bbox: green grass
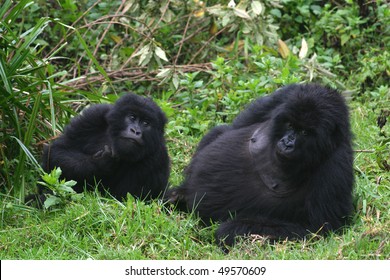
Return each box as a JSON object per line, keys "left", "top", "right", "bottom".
{"left": 0, "top": 99, "right": 389, "bottom": 260}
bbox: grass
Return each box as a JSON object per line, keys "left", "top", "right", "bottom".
{"left": 0, "top": 99, "right": 389, "bottom": 260}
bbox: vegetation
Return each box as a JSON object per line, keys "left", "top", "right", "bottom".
{"left": 0, "top": 0, "right": 389, "bottom": 259}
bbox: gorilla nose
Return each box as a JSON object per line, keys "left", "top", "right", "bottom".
{"left": 131, "top": 128, "right": 141, "bottom": 136}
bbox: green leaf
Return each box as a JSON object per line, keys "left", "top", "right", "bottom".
{"left": 270, "top": 9, "right": 282, "bottom": 18}
{"left": 44, "top": 195, "right": 62, "bottom": 209}
{"left": 194, "top": 80, "right": 204, "bottom": 88}
{"left": 133, "top": 44, "right": 150, "bottom": 58}
{"left": 58, "top": 185, "right": 77, "bottom": 194}
{"left": 140, "top": 51, "right": 153, "bottom": 67}
{"left": 134, "top": 44, "right": 153, "bottom": 66}
{"left": 155, "top": 47, "right": 169, "bottom": 62}
{"left": 251, "top": 1, "right": 263, "bottom": 16}
{"left": 172, "top": 73, "right": 180, "bottom": 89}
{"left": 10, "top": 17, "right": 51, "bottom": 74}
{"left": 156, "top": 68, "right": 172, "bottom": 78}
{"left": 222, "top": 14, "right": 231, "bottom": 27}
{"left": 0, "top": 0, "right": 12, "bottom": 18}
{"left": 11, "top": 136, "right": 41, "bottom": 169}
{"left": 71, "top": 193, "right": 84, "bottom": 202}
{"left": 299, "top": 38, "right": 308, "bottom": 59}
{"left": 63, "top": 180, "right": 77, "bottom": 188}
{"left": 53, "top": 167, "right": 63, "bottom": 179}
{"left": 340, "top": 34, "right": 350, "bottom": 46}
{"left": 234, "top": 8, "right": 251, "bottom": 19}
{"left": 207, "top": 4, "right": 224, "bottom": 17}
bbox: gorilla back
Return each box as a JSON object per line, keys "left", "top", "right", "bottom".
{"left": 169, "top": 84, "right": 354, "bottom": 247}
{"left": 40, "top": 93, "right": 170, "bottom": 201}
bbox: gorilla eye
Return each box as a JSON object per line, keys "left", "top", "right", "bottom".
{"left": 142, "top": 120, "right": 150, "bottom": 126}
{"left": 286, "top": 122, "right": 293, "bottom": 130}
{"left": 129, "top": 114, "right": 137, "bottom": 121}
{"left": 301, "top": 130, "right": 308, "bottom": 136}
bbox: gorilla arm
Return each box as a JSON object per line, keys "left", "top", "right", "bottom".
{"left": 233, "top": 89, "right": 287, "bottom": 128}
{"left": 216, "top": 142, "right": 354, "bottom": 247}
{"left": 41, "top": 104, "right": 117, "bottom": 184}
{"left": 216, "top": 216, "right": 311, "bottom": 247}
{"left": 305, "top": 143, "right": 354, "bottom": 233}
{"left": 195, "top": 125, "right": 231, "bottom": 153}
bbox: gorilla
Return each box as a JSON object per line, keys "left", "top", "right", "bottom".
{"left": 35, "top": 93, "right": 169, "bottom": 202}
{"left": 167, "top": 83, "right": 354, "bottom": 247}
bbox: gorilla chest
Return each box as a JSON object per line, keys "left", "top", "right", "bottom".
{"left": 99, "top": 161, "right": 148, "bottom": 189}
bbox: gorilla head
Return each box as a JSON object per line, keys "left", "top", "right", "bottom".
{"left": 107, "top": 94, "right": 167, "bottom": 162}
{"left": 250, "top": 85, "right": 350, "bottom": 174}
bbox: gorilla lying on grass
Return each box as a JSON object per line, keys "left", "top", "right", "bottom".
{"left": 167, "top": 84, "right": 354, "bottom": 247}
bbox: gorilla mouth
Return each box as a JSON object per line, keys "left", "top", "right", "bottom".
{"left": 276, "top": 145, "right": 294, "bottom": 159}
{"left": 120, "top": 136, "right": 143, "bottom": 146}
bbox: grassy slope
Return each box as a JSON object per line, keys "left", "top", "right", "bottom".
{"left": 0, "top": 99, "right": 389, "bottom": 260}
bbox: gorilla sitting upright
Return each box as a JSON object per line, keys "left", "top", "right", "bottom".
{"left": 34, "top": 93, "right": 170, "bottom": 203}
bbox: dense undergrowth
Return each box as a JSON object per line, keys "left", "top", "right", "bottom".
{"left": 0, "top": 0, "right": 389, "bottom": 259}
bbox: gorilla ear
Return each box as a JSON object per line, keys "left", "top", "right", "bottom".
{"left": 333, "top": 120, "right": 347, "bottom": 139}
{"left": 156, "top": 111, "right": 168, "bottom": 133}
{"left": 160, "top": 108, "right": 168, "bottom": 125}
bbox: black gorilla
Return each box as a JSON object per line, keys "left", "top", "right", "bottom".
{"left": 167, "top": 84, "right": 354, "bottom": 246}
{"left": 38, "top": 93, "right": 169, "bottom": 201}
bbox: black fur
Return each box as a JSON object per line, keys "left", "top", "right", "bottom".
{"left": 35, "top": 93, "right": 169, "bottom": 202}
{"left": 167, "top": 84, "right": 354, "bottom": 247}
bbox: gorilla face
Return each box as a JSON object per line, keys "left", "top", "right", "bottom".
{"left": 112, "top": 112, "right": 152, "bottom": 160}
{"left": 249, "top": 117, "right": 318, "bottom": 175}
{"left": 276, "top": 122, "right": 306, "bottom": 158}
{"left": 119, "top": 114, "right": 148, "bottom": 146}
{"left": 107, "top": 94, "right": 167, "bottom": 162}
{"left": 268, "top": 97, "right": 339, "bottom": 171}
{"left": 271, "top": 120, "right": 315, "bottom": 169}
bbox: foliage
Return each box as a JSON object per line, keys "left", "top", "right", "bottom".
{"left": 37, "top": 167, "right": 83, "bottom": 210}
{"left": 12, "top": 0, "right": 284, "bottom": 94}
{"left": 0, "top": 0, "right": 55, "bottom": 199}
{"left": 275, "top": 0, "right": 390, "bottom": 90}
{"left": 0, "top": 0, "right": 109, "bottom": 199}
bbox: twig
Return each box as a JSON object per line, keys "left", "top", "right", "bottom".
{"left": 188, "top": 25, "right": 230, "bottom": 64}
{"left": 120, "top": 0, "right": 171, "bottom": 70}
{"left": 45, "top": 0, "right": 103, "bottom": 59}
{"left": 354, "top": 149, "right": 375, "bottom": 153}
{"left": 150, "top": 0, "right": 171, "bottom": 34}
{"left": 174, "top": 13, "right": 192, "bottom": 66}
{"left": 63, "top": 63, "right": 212, "bottom": 89}
{"left": 86, "top": 0, "right": 127, "bottom": 75}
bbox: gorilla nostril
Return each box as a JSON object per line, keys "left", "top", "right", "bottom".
{"left": 130, "top": 128, "right": 141, "bottom": 136}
